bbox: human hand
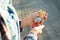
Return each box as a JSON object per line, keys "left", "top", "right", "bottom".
{"left": 29, "top": 10, "right": 48, "bottom": 29}
{"left": 30, "top": 25, "right": 45, "bottom": 37}
{"left": 21, "top": 10, "right": 48, "bottom": 29}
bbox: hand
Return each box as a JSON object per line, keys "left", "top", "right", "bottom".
{"left": 29, "top": 10, "right": 48, "bottom": 28}
{"left": 30, "top": 25, "right": 45, "bottom": 36}
{"left": 21, "top": 10, "right": 48, "bottom": 29}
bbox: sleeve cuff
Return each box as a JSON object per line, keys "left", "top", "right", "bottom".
{"left": 24, "top": 32, "right": 37, "bottom": 40}
{"left": 19, "top": 21, "right": 23, "bottom": 32}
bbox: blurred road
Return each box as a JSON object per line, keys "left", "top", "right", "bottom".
{"left": 0, "top": 0, "right": 60, "bottom": 40}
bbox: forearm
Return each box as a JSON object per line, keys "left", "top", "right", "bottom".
{"left": 23, "top": 27, "right": 41, "bottom": 40}
{"left": 24, "top": 25, "right": 45, "bottom": 40}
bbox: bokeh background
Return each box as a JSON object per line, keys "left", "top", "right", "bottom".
{"left": 12, "top": 0, "right": 60, "bottom": 40}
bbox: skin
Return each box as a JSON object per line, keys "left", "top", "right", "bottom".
{"left": 30, "top": 25, "right": 45, "bottom": 37}
{"left": 21, "top": 11, "right": 48, "bottom": 36}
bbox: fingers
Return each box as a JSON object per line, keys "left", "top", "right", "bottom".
{"left": 39, "top": 25, "right": 45, "bottom": 34}
{"left": 34, "top": 25, "right": 45, "bottom": 34}
{"left": 43, "top": 13, "right": 48, "bottom": 20}
{"left": 40, "top": 13, "right": 48, "bottom": 25}
{"left": 34, "top": 25, "right": 45, "bottom": 30}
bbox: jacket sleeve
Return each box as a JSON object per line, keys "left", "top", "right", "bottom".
{"left": 24, "top": 32, "right": 37, "bottom": 40}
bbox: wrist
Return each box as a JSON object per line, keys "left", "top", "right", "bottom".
{"left": 30, "top": 28, "right": 39, "bottom": 37}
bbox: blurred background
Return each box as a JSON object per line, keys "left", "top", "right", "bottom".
{"left": 12, "top": 0, "right": 60, "bottom": 40}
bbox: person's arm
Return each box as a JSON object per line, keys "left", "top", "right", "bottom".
{"left": 20, "top": 10, "right": 48, "bottom": 32}
{"left": 24, "top": 25, "right": 45, "bottom": 40}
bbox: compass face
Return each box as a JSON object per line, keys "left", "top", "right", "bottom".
{"left": 34, "top": 17, "right": 41, "bottom": 22}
